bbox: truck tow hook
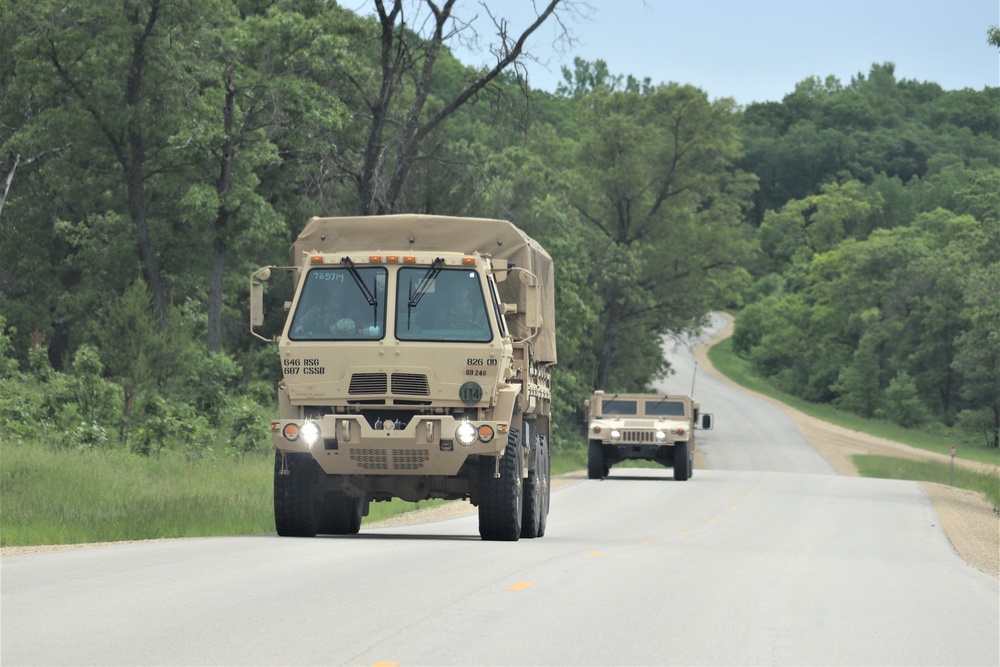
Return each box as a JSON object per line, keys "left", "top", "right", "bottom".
{"left": 279, "top": 451, "right": 290, "bottom": 476}
{"left": 494, "top": 455, "right": 501, "bottom": 479}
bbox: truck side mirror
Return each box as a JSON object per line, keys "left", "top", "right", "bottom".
{"left": 701, "top": 414, "right": 713, "bottom": 430}
{"left": 523, "top": 282, "right": 541, "bottom": 330}
{"left": 250, "top": 267, "right": 271, "bottom": 334}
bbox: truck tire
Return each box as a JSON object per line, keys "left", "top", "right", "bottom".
{"left": 587, "top": 439, "right": 608, "bottom": 480}
{"left": 478, "top": 429, "right": 523, "bottom": 541}
{"left": 274, "top": 451, "right": 320, "bottom": 537}
{"left": 318, "top": 491, "right": 363, "bottom": 535}
{"left": 673, "top": 441, "right": 691, "bottom": 481}
{"left": 520, "top": 425, "right": 549, "bottom": 539}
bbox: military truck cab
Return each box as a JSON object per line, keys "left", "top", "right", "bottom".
{"left": 585, "top": 391, "right": 713, "bottom": 481}
{"left": 251, "top": 215, "right": 556, "bottom": 541}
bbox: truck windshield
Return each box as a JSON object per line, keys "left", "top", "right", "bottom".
{"left": 601, "top": 399, "right": 638, "bottom": 415}
{"left": 288, "top": 267, "right": 387, "bottom": 340}
{"left": 644, "top": 400, "right": 685, "bottom": 417}
{"left": 396, "top": 268, "right": 492, "bottom": 343}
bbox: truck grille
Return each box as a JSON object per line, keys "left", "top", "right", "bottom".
{"left": 349, "top": 373, "right": 387, "bottom": 394}
{"left": 391, "top": 373, "right": 430, "bottom": 396}
{"left": 348, "top": 373, "right": 430, "bottom": 396}
{"left": 348, "top": 447, "right": 430, "bottom": 471}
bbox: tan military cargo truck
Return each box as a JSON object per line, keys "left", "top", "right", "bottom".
{"left": 585, "top": 391, "right": 712, "bottom": 481}
{"left": 250, "top": 214, "right": 556, "bottom": 541}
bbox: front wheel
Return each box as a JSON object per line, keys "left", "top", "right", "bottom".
{"left": 673, "top": 441, "right": 691, "bottom": 481}
{"left": 274, "top": 451, "right": 320, "bottom": 537}
{"left": 479, "top": 429, "right": 524, "bottom": 541}
{"left": 588, "top": 439, "right": 608, "bottom": 480}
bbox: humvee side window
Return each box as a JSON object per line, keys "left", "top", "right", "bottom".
{"left": 644, "top": 400, "right": 685, "bottom": 417}
{"left": 601, "top": 399, "right": 637, "bottom": 415}
{"left": 289, "top": 267, "right": 387, "bottom": 341}
{"left": 396, "top": 268, "right": 492, "bottom": 343}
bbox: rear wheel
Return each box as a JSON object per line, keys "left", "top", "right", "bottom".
{"left": 521, "top": 424, "right": 549, "bottom": 539}
{"left": 479, "top": 429, "right": 523, "bottom": 541}
{"left": 318, "top": 491, "right": 363, "bottom": 535}
{"left": 587, "top": 439, "right": 608, "bottom": 480}
{"left": 673, "top": 441, "right": 691, "bottom": 481}
{"left": 274, "top": 451, "right": 320, "bottom": 537}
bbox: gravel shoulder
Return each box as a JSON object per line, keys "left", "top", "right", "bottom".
{"left": 5, "top": 316, "right": 997, "bottom": 578}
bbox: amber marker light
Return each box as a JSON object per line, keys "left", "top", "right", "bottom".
{"left": 462, "top": 257, "right": 476, "bottom": 265}
{"left": 310, "top": 254, "right": 324, "bottom": 264}
{"left": 386, "top": 255, "right": 399, "bottom": 262}
{"left": 592, "top": 425, "right": 602, "bottom": 434}
{"left": 282, "top": 423, "right": 300, "bottom": 441}
{"left": 478, "top": 425, "right": 495, "bottom": 442}
{"left": 403, "top": 256, "right": 417, "bottom": 263}
{"left": 369, "top": 255, "right": 382, "bottom": 262}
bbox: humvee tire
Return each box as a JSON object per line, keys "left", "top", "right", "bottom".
{"left": 673, "top": 441, "right": 691, "bottom": 481}
{"left": 587, "top": 439, "right": 607, "bottom": 480}
{"left": 274, "top": 451, "right": 319, "bottom": 537}
{"left": 520, "top": 424, "right": 549, "bottom": 538}
{"left": 479, "top": 430, "right": 524, "bottom": 541}
{"left": 319, "top": 490, "right": 363, "bottom": 535}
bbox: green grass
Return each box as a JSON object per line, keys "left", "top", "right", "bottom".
{"left": 853, "top": 455, "right": 1000, "bottom": 511}
{"left": 707, "top": 337, "right": 1000, "bottom": 467}
{"left": 0, "top": 442, "right": 579, "bottom": 547}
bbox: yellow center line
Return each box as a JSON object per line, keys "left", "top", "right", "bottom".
{"left": 508, "top": 581, "right": 534, "bottom": 591}
{"left": 588, "top": 551, "right": 604, "bottom": 557}
{"left": 372, "top": 662, "right": 400, "bottom": 667}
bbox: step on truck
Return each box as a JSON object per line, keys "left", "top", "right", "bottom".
{"left": 585, "top": 391, "right": 713, "bottom": 481}
{"left": 250, "top": 214, "right": 557, "bottom": 541}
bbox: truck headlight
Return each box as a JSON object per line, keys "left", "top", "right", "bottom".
{"left": 301, "top": 420, "right": 321, "bottom": 447}
{"left": 610, "top": 429, "right": 621, "bottom": 443}
{"left": 655, "top": 430, "right": 667, "bottom": 443}
{"left": 455, "top": 421, "right": 478, "bottom": 446}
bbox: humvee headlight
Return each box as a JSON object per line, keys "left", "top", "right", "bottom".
{"left": 610, "top": 429, "right": 622, "bottom": 443}
{"left": 455, "top": 421, "right": 478, "bottom": 446}
{"left": 301, "top": 421, "right": 321, "bottom": 446}
{"left": 655, "top": 430, "right": 667, "bottom": 443}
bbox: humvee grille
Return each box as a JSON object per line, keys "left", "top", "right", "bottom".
{"left": 391, "top": 373, "right": 430, "bottom": 396}
{"left": 349, "top": 373, "right": 387, "bottom": 394}
{"left": 621, "top": 430, "right": 655, "bottom": 443}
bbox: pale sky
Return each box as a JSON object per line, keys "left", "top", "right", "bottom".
{"left": 443, "top": 0, "right": 1000, "bottom": 105}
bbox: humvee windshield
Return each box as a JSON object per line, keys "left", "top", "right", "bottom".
{"left": 396, "top": 268, "right": 492, "bottom": 343}
{"left": 645, "top": 400, "right": 685, "bottom": 417}
{"left": 288, "top": 267, "right": 386, "bottom": 340}
{"left": 601, "top": 399, "right": 638, "bottom": 415}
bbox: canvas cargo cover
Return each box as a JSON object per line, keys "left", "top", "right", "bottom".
{"left": 292, "top": 214, "right": 556, "bottom": 363}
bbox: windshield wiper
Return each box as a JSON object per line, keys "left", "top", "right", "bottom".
{"left": 341, "top": 256, "right": 378, "bottom": 325}
{"left": 407, "top": 258, "right": 444, "bottom": 308}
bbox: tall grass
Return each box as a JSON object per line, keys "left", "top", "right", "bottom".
{"left": 0, "top": 443, "right": 466, "bottom": 547}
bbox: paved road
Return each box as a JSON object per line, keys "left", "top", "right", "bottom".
{"left": 3, "top": 315, "right": 998, "bottom": 666}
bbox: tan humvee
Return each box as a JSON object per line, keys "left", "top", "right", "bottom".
{"left": 250, "top": 215, "right": 556, "bottom": 541}
{"left": 584, "top": 391, "right": 713, "bottom": 481}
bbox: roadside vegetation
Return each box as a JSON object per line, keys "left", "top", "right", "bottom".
{"left": 2, "top": 3, "right": 997, "bottom": 545}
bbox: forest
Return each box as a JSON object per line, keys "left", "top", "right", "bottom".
{"left": 1, "top": 0, "right": 998, "bottom": 462}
